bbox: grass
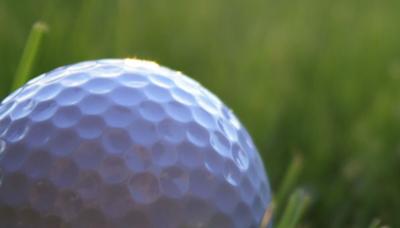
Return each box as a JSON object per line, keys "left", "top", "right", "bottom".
{"left": 276, "top": 189, "right": 310, "bottom": 228}
{"left": 1, "top": 0, "right": 399, "bottom": 227}
{"left": 11, "top": 22, "right": 47, "bottom": 91}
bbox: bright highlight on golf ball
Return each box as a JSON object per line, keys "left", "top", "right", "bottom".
{"left": 0, "top": 59, "right": 271, "bottom": 228}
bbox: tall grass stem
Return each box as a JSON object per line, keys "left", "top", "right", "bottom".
{"left": 276, "top": 189, "right": 311, "bottom": 228}
{"left": 275, "top": 153, "right": 304, "bottom": 217}
{"left": 11, "top": 22, "right": 47, "bottom": 91}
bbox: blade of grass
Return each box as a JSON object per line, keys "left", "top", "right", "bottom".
{"left": 11, "top": 21, "right": 48, "bottom": 91}
{"left": 259, "top": 203, "right": 275, "bottom": 228}
{"left": 368, "top": 219, "right": 390, "bottom": 228}
{"left": 368, "top": 219, "right": 381, "bottom": 228}
{"left": 274, "top": 153, "right": 304, "bottom": 218}
{"left": 276, "top": 189, "right": 311, "bottom": 228}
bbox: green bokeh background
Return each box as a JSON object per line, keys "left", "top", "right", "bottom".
{"left": 1, "top": 0, "right": 400, "bottom": 227}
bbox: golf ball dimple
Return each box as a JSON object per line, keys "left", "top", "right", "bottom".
{"left": 0, "top": 59, "right": 271, "bottom": 228}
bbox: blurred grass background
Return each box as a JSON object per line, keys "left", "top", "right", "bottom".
{"left": 1, "top": 0, "right": 400, "bottom": 227}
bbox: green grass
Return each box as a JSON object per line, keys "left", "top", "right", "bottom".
{"left": 276, "top": 189, "right": 310, "bottom": 228}
{"left": 1, "top": 0, "right": 399, "bottom": 227}
{"left": 11, "top": 22, "right": 47, "bottom": 91}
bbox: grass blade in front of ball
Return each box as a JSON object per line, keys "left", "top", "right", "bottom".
{"left": 11, "top": 22, "right": 47, "bottom": 92}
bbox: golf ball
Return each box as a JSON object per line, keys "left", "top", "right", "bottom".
{"left": 0, "top": 59, "right": 271, "bottom": 228}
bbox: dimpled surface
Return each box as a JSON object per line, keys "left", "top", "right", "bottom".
{"left": 0, "top": 59, "right": 271, "bottom": 228}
